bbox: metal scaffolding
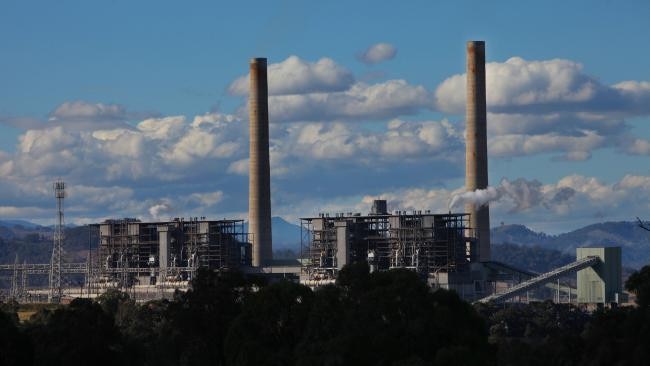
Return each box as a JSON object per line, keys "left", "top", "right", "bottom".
{"left": 89, "top": 218, "right": 251, "bottom": 297}
{"left": 301, "top": 210, "right": 475, "bottom": 283}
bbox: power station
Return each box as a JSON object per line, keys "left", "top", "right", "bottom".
{"left": 0, "top": 42, "right": 624, "bottom": 306}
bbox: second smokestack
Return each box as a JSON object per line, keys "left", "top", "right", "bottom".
{"left": 465, "top": 41, "right": 491, "bottom": 262}
{"left": 249, "top": 57, "right": 273, "bottom": 267}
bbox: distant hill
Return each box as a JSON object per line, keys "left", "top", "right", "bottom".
{"left": 491, "top": 243, "right": 574, "bottom": 274}
{"left": 270, "top": 216, "right": 302, "bottom": 251}
{"left": 0, "top": 220, "right": 44, "bottom": 229}
{"left": 0, "top": 225, "right": 94, "bottom": 265}
{"left": 243, "top": 216, "right": 302, "bottom": 252}
{"left": 492, "top": 222, "right": 650, "bottom": 268}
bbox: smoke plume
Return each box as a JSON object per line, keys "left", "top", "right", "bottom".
{"left": 449, "top": 178, "right": 576, "bottom": 212}
{"left": 448, "top": 186, "right": 500, "bottom": 211}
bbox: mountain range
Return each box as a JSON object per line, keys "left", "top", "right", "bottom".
{"left": 491, "top": 222, "right": 650, "bottom": 268}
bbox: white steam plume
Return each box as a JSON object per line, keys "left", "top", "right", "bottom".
{"left": 448, "top": 186, "right": 500, "bottom": 211}
{"left": 449, "top": 178, "right": 576, "bottom": 212}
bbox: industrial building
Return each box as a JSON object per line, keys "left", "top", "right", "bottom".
{"left": 576, "top": 247, "right": 623, "bottom": 304}
{"left": 300, "top": 201, "right": 476, "bottom": 285}
{"left": 93, "top": 218, "right": 250, "bottom": 288}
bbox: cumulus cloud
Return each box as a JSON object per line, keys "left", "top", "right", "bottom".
{"left": 0, "top": 206, "right": 50, "bottom": 218}
{"left": 1, "top": 101, "right": 153, "bottom": 131}
{"left": 274, "top": 118, "right": 463, "bottom": 165}
{"left": 227, "top": 158, "right": 249, "bottom": 175}
{"left": 623, "top": 138, "right": 650, "bottom": 155}
{"left": 0, "top": 103, "right": 467, "bottom": 224}
{"left": 188, "top": 191, "right": 224, "bottom": 207}
{"left": 3, "top": 112, "right": 246, "bottom": 184}
{"left": 488, "top": 130, "right": 606, "bottom": 160}
{"left": 434, "top": 56, "right": 650, "bottom": 159}
{"left": 434, "top": 57, "right": 641, "bottom": 115}
{"left": 50, "top": 101, "right": 127, "bottom": 121}
{"left": 358, "top": 43, "right": 397, "bottom": 64}
{"left": 267, "top": 79, "right": 431, "bottom": 122}
{"left": 229, "top": 56, "right": 354, "bottom": 96}
{"left": 228, "top": 55, "right": 431, "bottom": 123}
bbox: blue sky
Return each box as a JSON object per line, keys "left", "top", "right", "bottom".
{"left": 1, "top": 0, "right": 650, "bottom": 233}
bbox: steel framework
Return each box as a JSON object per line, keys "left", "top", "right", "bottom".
{"left": 90, "top": 218, "right": 250, "bottom": 295}
{"left": 301, "top": 211, "right": 475, "bottom": 283}
{"left": 49, "top": 180, "right": 66, "bottom": 303}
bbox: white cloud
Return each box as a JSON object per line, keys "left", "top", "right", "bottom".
{"left": 432, "top": 56, "right": 650, "bottom": 159}
{"left": 623, "top": 138, "right": 650, "bottom": 155}
{"left": 436, "top": 56, "right": 650, "bottom": 117}
{"left": 267, "top": 79, "right": 431, "bottom": 122}
{"left": 0, "top": 206, "right": 50, "bottom": 218}
{"left": 188, "top": 191, "right": 224, "bottom": 207}
{"left": 358, "top": 43, "right": 397, "bottom": 64}
{"left": 228, "top": 55, "right": 430, "bottom": 123}
{"left": 137, "top": 116, "right": 186, "bottom": 140}
{"left": 229, "top": 56, "right": 354, "bottom": 96}
{"left": 4, "top": 112, "right": 247, "bottom": 184}
{"left": 227, "top": 158, "right": 249, "bottom": 175}
{"left": 436, "top": 57, "right": 603, "bottom": 114}
{"left": 50, "top": 101, "right": 126, "bottom": 120}
{"left": 275, "top": 119, "right": 462, "bottom": 164}
{"left": 488, "top": 130, "right": 606, "bottom": 160}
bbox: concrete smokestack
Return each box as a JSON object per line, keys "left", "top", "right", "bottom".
{"left": 249, "top": 57, "right": 273, "bottom": 267}
{"left": 465, "top": 41, "right": 491, "bottom": 262}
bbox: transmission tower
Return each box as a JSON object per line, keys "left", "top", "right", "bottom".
{"left": 49, "top": 180, "right": 66, "bottom": 303}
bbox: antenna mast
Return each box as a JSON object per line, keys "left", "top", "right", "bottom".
{"left": 49, "top": 179, "right": 66, "bottom": 303}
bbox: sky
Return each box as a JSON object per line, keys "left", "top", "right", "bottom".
{"left": 1, "top": 0, "right": 650, "bottom": 233}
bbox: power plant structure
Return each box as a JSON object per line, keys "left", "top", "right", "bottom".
{"left": 300, "top": 204, "right": 476, "bottom": 289}
{"left": 465, "top": 40, "right": 491, "bottom": 262}
{"left": 93, "top": 218, "right": 250, "bottom": 288}
{"left": 248, "top": 57, "right": 273, "bottom": 267}
{"left": 0, "top": 42, "right": 625, "bottom": 306}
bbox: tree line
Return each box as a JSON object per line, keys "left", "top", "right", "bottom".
{"left": 1, "top": 263, "right": 650, "bottom": 366}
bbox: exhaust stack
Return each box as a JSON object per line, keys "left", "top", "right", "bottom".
{"left": 465, "top": 41, "right": 491, "bottom": 261}
{"left": 248, "top": 57, "right": 273, "bottom": 267}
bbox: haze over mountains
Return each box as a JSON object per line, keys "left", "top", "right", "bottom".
{"left": 1, "top": 218, "right": 649, "bottom": 268}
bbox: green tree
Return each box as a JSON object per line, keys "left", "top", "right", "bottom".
{"left": 225, "top": 281, "right": 314, "bottom": 366}
{"left": 122, "top": 269, "right": 265, "bottom": 366}
{"left": 96, "top": 288, "right": 131, "bottom": 316}
{"left": 625, "top": 265, "right": 650, "bottom": 307}
{"left": 0, "top": 305, "right": 32, "bottom": 366}
{"left": 296, "top": 262, "right": 492, "bottom": 366}
{"left": 25, "top": 298, "right": 124, "bottom": 366}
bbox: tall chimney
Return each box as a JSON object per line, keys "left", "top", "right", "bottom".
{"left": 465, "top": 41, "right": 491, "bottom": 262}
{"left": 249, "top": 57, "right": 273, "bottom": 267}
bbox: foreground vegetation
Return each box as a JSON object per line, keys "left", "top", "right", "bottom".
{"left": 1, "top": 264, "right": 650, "bottom": 366}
